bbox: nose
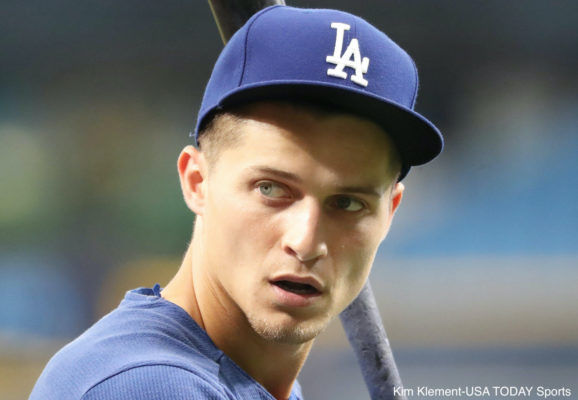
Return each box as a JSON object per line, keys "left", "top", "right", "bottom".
{"left": 281, "top": 199, "right": 328, "bottom": 263}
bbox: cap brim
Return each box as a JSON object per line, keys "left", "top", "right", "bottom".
{"left": 212, "top": 81, "right": 443, "bottom": 178}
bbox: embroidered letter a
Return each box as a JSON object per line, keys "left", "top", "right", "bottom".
{"left": 326, "top": 22, "right": 370, "bottom": 87}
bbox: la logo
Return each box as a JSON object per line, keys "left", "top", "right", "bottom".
{"left": 326, "top": 22, "right": 370, "bottom": 87}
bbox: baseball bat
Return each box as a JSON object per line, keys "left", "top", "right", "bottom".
{"left": 208, "top": 0, "right": 286, "bottom": 44}
{"left": 339, "top": 282, "right": 405, "bottom": 400}
{"left": 206, "top": 1, "right": 406, "bottom": 399}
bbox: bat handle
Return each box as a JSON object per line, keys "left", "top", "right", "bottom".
{"left": 340, "top": 282, "right": 407, "bottom": 400}
{"left": 208, "top": 0, "right": 286, "bottom": 44}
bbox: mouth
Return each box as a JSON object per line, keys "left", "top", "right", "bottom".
{"left": 269, "top": 273, "right": 324, "bottom": 307}
{"left": 272, "top": 280, "right": 321, "bottom": 296}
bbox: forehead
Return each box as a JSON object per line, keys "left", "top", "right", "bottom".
{"left": 215, "top": 102, "right": 399, "bottom": 190}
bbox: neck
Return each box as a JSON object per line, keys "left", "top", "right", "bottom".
{"left": 162, "top": 238, "right": 311, "bottom": 400}
{"left": 218, "top": 324, "right": 312, "bottom": 399}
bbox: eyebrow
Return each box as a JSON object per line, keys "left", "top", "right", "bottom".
{"left": 248, "top": 166, "right": 303, "bottom": 183}
{"left": 336, "top": 185, "right": 383, "bottom": 198}
{"left": 248, "top": 166, "right": 383, "bottom": 198}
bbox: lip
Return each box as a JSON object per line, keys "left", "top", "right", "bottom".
{"left": 269, "top": 274, "right": 325, "bottom": 308}
{"left": 269, "top": 274, "right": 324, "bottom": 293}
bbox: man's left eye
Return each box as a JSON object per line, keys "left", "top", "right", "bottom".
{"left": 257, "top": 181, "right": 288, "bottom": 198}
{"left": 331, "top": 196, "right": 365, "bottom": 212}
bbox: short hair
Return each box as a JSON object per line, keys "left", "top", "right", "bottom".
{"left": 196, "top": 100, "right": 401, "bottom": 181}
{"left": 196, "top": 111, "right": 245, "bottom": 170}
{"left": 197, "top": 101, "right": 339, "bottom": 167}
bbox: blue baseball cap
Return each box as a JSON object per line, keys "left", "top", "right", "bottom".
{"left": 195, "top": 5, "right": 443, "bottom": 180}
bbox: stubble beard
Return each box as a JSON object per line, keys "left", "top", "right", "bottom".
{"left": 245, "top": 310, "right": 330, "bottom": 345}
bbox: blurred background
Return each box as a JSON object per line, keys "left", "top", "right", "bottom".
{"left": 1, "top": 0, "right": 576, "bottom": 398}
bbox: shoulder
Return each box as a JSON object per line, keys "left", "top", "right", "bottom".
{"left": 32, "top": 290, "right": 227, "bottom": 399}
{"left": 81, "top": 364, "right": 232, "bottom": 400}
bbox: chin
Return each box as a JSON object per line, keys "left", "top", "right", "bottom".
{"left": 246, "top": 311, "right": 329, "bottom": 345}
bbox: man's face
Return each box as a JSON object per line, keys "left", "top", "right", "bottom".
{"left": 195, "top": 102, "right": 402, "bottom": 345}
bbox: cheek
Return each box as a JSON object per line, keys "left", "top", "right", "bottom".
{"left": 340, "top": 243, "right": 375, "bottom": 285}
{"left": 330, "top": 223, "right": 384, "bottom": 301}
{"left": 204, "top": 186, "right": 281, "bottom": 266}
{"left": 334, "top": 248, "right": 377, "bottom": 313}
{"left": 332, "top": 218, "right": 384, "bottom": 263}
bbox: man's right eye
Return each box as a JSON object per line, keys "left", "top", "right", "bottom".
{"left": 257, "top": 181, "right": 289, "bottom": 199}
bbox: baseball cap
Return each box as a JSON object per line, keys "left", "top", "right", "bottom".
{"left": 195, "top": 5, "right": 443, "bottom": 180}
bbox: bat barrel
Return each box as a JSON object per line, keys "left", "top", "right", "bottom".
{"left": 339, "top": 282, "right": 407, "bottom": 400}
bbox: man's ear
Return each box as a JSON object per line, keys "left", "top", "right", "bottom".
{"left": 380, "top": 181, "right": 404, "bottom": 241}
{"left": 178, "top": 145, "right": 208, "bottom": 215}
{"left": 390, "top": 182, "right": 404, "bottom": 215}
